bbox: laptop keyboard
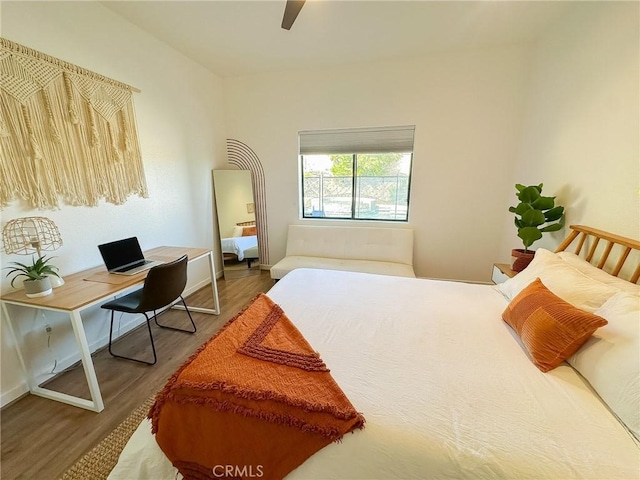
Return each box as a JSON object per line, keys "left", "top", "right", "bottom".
{"left": 114, "top": 260, "right": 149, "bottom": 273}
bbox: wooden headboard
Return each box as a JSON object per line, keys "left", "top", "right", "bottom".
{"left": 236, "top": 220, "right": 256, "bottom": 227}
{"left": 555, "top": 225, "right": 640, "bottom": 283}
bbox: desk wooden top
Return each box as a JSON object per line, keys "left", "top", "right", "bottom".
{"left": 1, "top": 246, "right": 210, "bottom": 311}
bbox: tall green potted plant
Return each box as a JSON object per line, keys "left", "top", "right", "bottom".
{"left": 509, "top": 183, "right": 565, "bottom": 272}
{"left": 4, "top": 255, "right": 60, "bottom": 298}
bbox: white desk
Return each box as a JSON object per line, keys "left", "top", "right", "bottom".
{"left": 0, "top": 246, "right": 219, "bottom": 412}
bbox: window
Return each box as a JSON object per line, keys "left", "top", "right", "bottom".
{"left": 300, "top": 126, "right": 415, "bottom": 221}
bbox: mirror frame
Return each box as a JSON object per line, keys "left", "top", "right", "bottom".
{"left": 212, "top": 170, "right": 260, "bottom": 279}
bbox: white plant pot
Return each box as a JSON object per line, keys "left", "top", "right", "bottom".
{"left": 50, "top": 275, "right": 65, "bottom": 288}
{"left": 24, "top": 277, "right": 53, "bottom": 298}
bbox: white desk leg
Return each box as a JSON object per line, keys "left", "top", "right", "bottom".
{"left": 67, "top": 310, "right": 104, "bottom": 412}
{"left": 206, "top": 251, "right": 220, "bottom": 315}
{"left": 174, "top": 251, "right": 221, "bottom": 315}
{"left": 1, "top": 303, "right": 104, "bottom": 412}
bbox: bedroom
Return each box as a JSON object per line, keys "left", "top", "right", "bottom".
{"left": 0, "top": 0, "right": 638, "bottom": 478}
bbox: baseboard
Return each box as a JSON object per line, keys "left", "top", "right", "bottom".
{"left": 0, "top": 382, "right": 29, "bottom": 408}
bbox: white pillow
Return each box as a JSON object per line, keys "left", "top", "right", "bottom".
{"left": 557, "top": 251, "right": 640, "bottom": 297}
{"left": 568, "top": 292, "right": 640, "bottom": 441}
{"left": 497, "top": 249, "right": 620, "bottom": 313}
{"left": 232, "top": 226, "right": 244, "bottom": 238}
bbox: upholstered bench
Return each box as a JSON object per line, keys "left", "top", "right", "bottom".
{"left": 270, "top": 225, "right": 415, "bottom": 280}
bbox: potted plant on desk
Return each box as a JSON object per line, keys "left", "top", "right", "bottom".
{"left": 509, "top": 183, "right": 565, "bottom": 272}
{"left": 4, "top": 255, "right": 61, "bottom": 298}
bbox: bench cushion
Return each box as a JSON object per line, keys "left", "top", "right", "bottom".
{"left": 285, "top": 225, "right": 413, "bottom": 265}
{"left": 271, "top": 225, "right": 415, "bottom": 280}
{"left": 270, "top": 256, "right": 416, "bottom": 280}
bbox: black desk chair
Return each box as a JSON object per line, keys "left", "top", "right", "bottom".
{"left": 101, "top": 255, "right": 196, "bottom": 365}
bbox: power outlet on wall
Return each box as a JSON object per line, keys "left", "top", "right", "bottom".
{"left": 43, "top": 322, "right": 58, "bottom": 375}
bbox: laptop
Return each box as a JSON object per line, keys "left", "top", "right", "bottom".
{"left": 98, "top": 237, "right": 163, "bottom": 275}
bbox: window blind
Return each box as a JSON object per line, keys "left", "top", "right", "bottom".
{"left": 299, "top": 125, "right": 415, "bottom": 155}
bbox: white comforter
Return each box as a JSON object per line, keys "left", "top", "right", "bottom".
{"left": 221, "top": 235, "right": 257, "bottom": 261}
{"left": 109, "top": 269, "right": 640, "bottom": 480}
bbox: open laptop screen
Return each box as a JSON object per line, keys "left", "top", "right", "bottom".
{"left": 98, "top": 237, "right": 145, "bottom": 271}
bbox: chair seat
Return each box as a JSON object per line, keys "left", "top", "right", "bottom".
{"left": 101, "top": 289, "right": 144, "bottom": 313}
{"left": 100, "top": 255, "right": 195, "bottom": 366}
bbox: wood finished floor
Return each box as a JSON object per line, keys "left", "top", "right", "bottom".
{"left": 1, "top": 271, "right": 275, "bottom": 480}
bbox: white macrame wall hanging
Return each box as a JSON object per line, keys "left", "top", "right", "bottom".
{"left": 0, "top": 37, "right": 148, "bottom": 209}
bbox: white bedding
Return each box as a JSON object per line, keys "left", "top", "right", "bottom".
{"left": 221, "top": 235, "right": 257, "bottom": 261}
{"left": 109, "top": 269, "right": 640, "bottom": 480}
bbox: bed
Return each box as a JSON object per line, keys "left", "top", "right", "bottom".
{"left": 108, "top": 225, "right": 640, "bottom": 480}
{"left": 221, "top": 235, "right": 258, "bottom": 262}
{"left": 221, "top": 221, "right": 258, "bottom": 262}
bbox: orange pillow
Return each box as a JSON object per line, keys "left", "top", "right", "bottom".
{"left": 241, "top": 226, "right": 257, "bottom": 236}
{"left": 502, "top": 278, "right": 608, "bottom": 372}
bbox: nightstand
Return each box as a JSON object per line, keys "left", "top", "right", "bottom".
{"left": 491, "top": 263, "right": 517, "bottom": 284}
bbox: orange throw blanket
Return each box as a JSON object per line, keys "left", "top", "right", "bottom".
{"left": 149, "top": 293, "right": 365, "bottom": 480}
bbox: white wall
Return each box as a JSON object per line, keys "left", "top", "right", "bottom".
{"left": 223, "top": 2, "right": 638, "bottom": 282}
{"left": 0, "top": 2, "right": 228, "bottom": 406}
{"left": 503, "top": 1, "right": 639, "bottom": 254}
{"left": 223, "top": 45, "right": 531, "bottom": 281}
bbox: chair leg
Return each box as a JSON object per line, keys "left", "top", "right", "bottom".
{"left": 108, "top": 311, "right": 157, "bottom": 365}
{"left": 153, "top": 296, "right": 197, "bottom": 333}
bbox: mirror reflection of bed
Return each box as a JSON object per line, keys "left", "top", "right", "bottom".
{"left": 212, "top": 170, "right": 260, "bottom": 280}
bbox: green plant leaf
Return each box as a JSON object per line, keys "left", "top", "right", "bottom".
{"left": 511, "top": 183, "right": 564, "bottom": 250}
{"left": 5, "top": 267, "right": 27, "bottom": 276}
{"left": 39, "top": 266, "right": 60, "bottom": 277}
{"left": 26, "top": 271, "right": 42, "bottom": 280}
{"left": 544, "top": 206, "right": 564, "bottom": 222}
{"left": 518, "top": 226, "right": 543, "bottom": 248}
{"left": 540, "top": 223, "right": 563, "bottom": 232}
{"left": 521, "top": 209, "right": 546, "bottom": 227}
{"left": 512, "top": 203, "right": 533, "bottom": 215}
{"left": 4, "top": 255, "right": 60, "bottom": 286}
{"left": 5, "top": 261, "right": 30, "bottom": 271}
{"left": 9, "top": 273, "right": 28, "bottom": 288}
{"left": 531, "top": 196, "right": 555, "bottom": 210}
{"left": 517, "top": 185, "right": 541, "bottom": 203}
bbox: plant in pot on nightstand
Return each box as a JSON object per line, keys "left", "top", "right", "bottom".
{"left": 4, "top": 255, "right": 61, "bottom": 298}
{"left": 509, "top": 183, "right": 565, "bottom": 272}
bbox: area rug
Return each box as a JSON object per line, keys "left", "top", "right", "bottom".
{"left": 58, "top": 395, "right": 155, "bottom": 480}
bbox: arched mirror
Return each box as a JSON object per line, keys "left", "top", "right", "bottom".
{"left": 212, "top": 170, "right": 260, "bottom": 280}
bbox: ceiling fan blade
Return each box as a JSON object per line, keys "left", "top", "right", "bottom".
{"left": 281, "top": 0, "right": 306, "bottom": 30}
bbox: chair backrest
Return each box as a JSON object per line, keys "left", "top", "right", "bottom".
{"left": 137, "top": 255, "right": 188, "bottom": 312}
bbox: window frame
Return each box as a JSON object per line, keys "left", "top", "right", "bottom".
{"left": 300, "top": 151, "right": 413, "bottom": 222}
